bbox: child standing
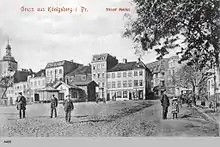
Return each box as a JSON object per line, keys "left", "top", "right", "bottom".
{"left": 63, "top": 95, "right": 74, "bottom": 123}
{"left": 171, "top": 97, "right": 179, "bottom": 119}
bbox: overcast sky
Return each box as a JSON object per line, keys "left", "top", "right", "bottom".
{"left": 0, "top": 0, "right": 178, "bottom": 72}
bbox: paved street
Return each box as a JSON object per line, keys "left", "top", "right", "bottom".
{"left": 0, "top": 100, "right": 218, "bottom": 137}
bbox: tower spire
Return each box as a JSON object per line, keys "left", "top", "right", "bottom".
{"left": 6, "top": 39, "right": 11, "bottom": 57}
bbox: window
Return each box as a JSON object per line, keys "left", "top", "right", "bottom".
{"left": 139, "top": 70, "right": 143, "bottom": 76}
{"left": 47, "top": 71, "right": 49, "bottom": 76}
{"left": 31, "top": 82, "right": 33, "bottom": 86}
{"left": 112, "top": 73, "right": 115, "bottom": 78}
{"left": 128, "top": 80, "right": 132, "bottom": 87}
{"left": 117, "top": 81, "right": 121, "bottom": 88}
{"left": 107, "top": 73, "right": 110, "bottom": 78}
{"left": 59, "top": 69, "right": 62, "bottom": 74}
{"left": 117, "top": 72, "right": 121, "bottom": 78}
{"left": 128, "top": 71, "right": 132, "bottom": 77}
{"left": 161, "top": 81, "right": 165, "bottom": 87}
{"left": 98, "top": 73, "right": 100, "bottom": 78}
{"left": 34, "top": 81, "right": 37, "bottom": 86}
{"left": 93, "top": 74, "right": 96, "bottom": 78}
{"left": 107, "top": 82, "right": 111, "bottom": 88}
{"left": 134, "top": 80, "right": 138, "bottom": 87}
{"left": 97, "top": 64, "right": 100, "bottom": 69}
{"left": 98, "top": 82, "right": 101, "bottom": 86}
{"left": 24, "top": 85, "right": 26, "bottom": 89}
{"left": 55, "top": 69, "right": 58, "bottom": 74}
{"left": 123, "top": 91, "right": 127, "bottom": 98}
{"left": 112, "top": 81, "right": 116, "bottom": 88}
{"left": 93, "top": 66, "right": 96, "bottom": 70}
{"left": 139, "top": 80, "right": 143, "bottom": 86}
{"left": 117, "top": 91, "right": 122, "bottom": 98}
{"left": 50, "top": 71, "right": 52, "bottom": 76}
{"left": 101, "top": 63, "right": 104, "bottom": 68}
{"left": 38, "top": 80, "right": 41, "bottom": 86}
{"left": 123, "top": 72, "right": 127, "bottom": 78}
{"left": 123, "top": 81, "right": 127, "bottom": 88}
{"left": 82, "top": 75, "right": 86, "bottom": 80}
{"left": 134, "top": 71, "right": 138, "bottom": 76}
{"left": 102, "top": 82, "right": 105, "bottom": 87}
{"left": 102, "top": 73, "right": 105, "bottom": 78}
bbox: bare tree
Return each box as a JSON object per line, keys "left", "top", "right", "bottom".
{"left": 0, "top": 71, "right": 15, "bottom": 99}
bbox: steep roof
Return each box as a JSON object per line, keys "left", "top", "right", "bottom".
{"left": 13, "top": 70, "right": 33, "bottom": 83}
{"left": 35, "top": 69, "right": 45, "bottom": 77}
{"left": 108, "top": 61, "right": 146, "bottom": 72}
{"left": 53, "top": 80, "right": 80, "bottom": 89}
{"left": 146, "top": 58, "right": 168, "bottom": 74}
{"left": 91, "top": 53, "right": 117, "bottom": 63}
{"left": 66, "top": 66, "right": 91, "bottom": 76}
{"left": 45, "top": 60, "right": 81, "bottom": 69}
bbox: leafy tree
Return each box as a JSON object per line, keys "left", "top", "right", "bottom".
{"left": 175, "top": 64, "right": 212, "bottom": 98}
{"left": 123, "top": 0, "right": 220, "bottom": 70}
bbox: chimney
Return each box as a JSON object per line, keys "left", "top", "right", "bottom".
{"left": 123, "top": 58, "right": 127, "bottom": 63}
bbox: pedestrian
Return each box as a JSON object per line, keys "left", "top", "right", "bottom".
{"left": 16, "top": 92, "right": 27, "bottom": 119}
{"left": 50, "top": 94, "right": 58, "bottom": 118}
{"left": 63, "top": 95, "right": 74, "bottom": 123}
{"left": 160, "top": 89, "right": 170, "bottom": 119}
{"left": 171, "top": 97, "right": 179, "bottom": 119}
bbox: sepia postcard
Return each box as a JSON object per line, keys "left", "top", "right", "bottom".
{"left": 0, "top": 0, "right": 220, "bottom": 145}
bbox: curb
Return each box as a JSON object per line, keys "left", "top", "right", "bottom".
{"left": 192, "top": 105, "right": 218, "bottom": 124}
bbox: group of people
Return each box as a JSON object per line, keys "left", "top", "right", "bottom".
{"left": 15, "top": 93, "right": 74, "bottom": 123}
{"left": 160, "top": 89, "right": 181, "bottom": 120}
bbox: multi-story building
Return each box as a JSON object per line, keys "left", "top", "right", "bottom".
{"left": 45, "top": 60, "right": 82, "bottom": 84}
{"left": 0, "top": 41, "right": 18, "bottom": 76}
{"left": 63, "top": 65, "right": 98, "bottom": 101}
{"left": 166, "top": 56, "right": 184, "bottom": 96}
{"left": 107, "top": 58, "right": 152, "bottom": 101}
{"left": 91, "top": 53, "right": 118, "bottom": 101}
{"left": 146, "top": 58, "right": 169, "bottom": 96}
{"left": 6, "top": 69, "right": 33, "bottom": 104}
{"left": 27, "top": 69, "right": 46, "bottom": 102}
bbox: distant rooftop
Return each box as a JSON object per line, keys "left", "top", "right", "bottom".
{"left": 45, "top": 60, "right": 81, "bottom": 69}
{"left": 66, "top": 65, "right": 91, "bottom": 76}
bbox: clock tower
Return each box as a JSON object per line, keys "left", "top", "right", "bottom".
{"left": 0, "top": 40, "right": 18, "bottom": 76}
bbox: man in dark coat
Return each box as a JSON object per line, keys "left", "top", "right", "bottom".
{"left": 16, "top": 92, "right": 27, "bottom": 119}
{"left": 50, "top": 94, "right": 58, "bottom": 118}
{"left": 160, "top": 89, "right": 170, "bottom": 119}
{"left": 63, "top": 95, "right": 74, "bottom": 123}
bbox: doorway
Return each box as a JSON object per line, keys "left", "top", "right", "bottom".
{"left": 34, "top": 93, "right": 40, "bottom": 102}
{"left": 138, "top": 90, "right": 143, "bottom": 100}
{"left": 129, "top": 92, "right": 132, "bottom": 100}
{"left": 58, "top": 93, "right": 64, "bottom": 101}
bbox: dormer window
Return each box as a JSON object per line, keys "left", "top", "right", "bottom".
{"left": 82, "top": 75, "right": 86, "bottom": 81}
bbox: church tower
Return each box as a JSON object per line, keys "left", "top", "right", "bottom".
{"left": 0, "top": 40, "right": 18, "bottom": 76}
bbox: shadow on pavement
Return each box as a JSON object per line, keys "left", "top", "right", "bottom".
{"left": 74, "top": 115, "right": 89, "bottom": 118}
